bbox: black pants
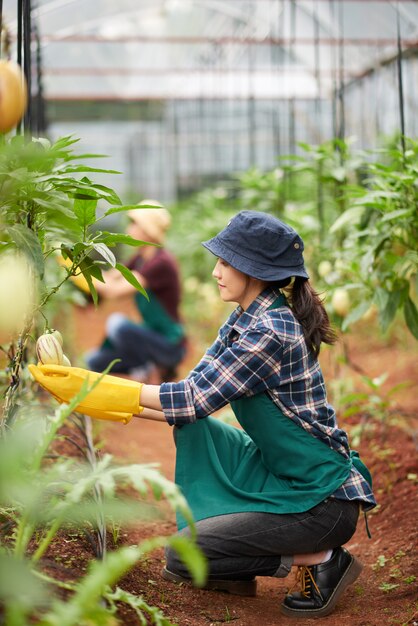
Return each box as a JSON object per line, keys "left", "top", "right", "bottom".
{"left": 166, "top": 498, "right": 360, "bottom": 580}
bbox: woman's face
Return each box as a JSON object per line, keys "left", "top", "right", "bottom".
{"left": 127, "top": 219, "right": 146, "bottom": 241}
{"left": 212, "top": 258, "right": 267, "bottom": 310}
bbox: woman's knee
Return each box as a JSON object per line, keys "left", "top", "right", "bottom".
{"left": 106, "top": 313, "right": 130, "bottom": 343}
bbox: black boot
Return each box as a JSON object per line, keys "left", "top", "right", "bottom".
{"left": 281, "top": 547, "right": 363, "bottom": 618}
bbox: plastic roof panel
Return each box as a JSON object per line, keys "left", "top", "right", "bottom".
{"left": 2, "top": 0, "right": 418, "bottom": 100}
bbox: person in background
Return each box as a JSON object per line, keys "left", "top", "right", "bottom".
{"left": 86, "top": 206, "right": 186, "bottom": 382}
{"left": 30, "top": 210, "right": 375, "bottom": 619}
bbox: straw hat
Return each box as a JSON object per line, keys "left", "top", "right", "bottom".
{"left": 128, "top": 202, "right": 171, "bottom": 244}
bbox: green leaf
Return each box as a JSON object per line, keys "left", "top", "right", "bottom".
{"left": 342, "top": 406, "right": 363, "bottom": 418}
{"left": 103, "top": 203, "right": 162, "bottom": 218}
{"left": 64, "top": 152, "right": 109, "bottom": 160}
{"left": 46, "top": 545, "right": 141, "bottom": 626}
{"left": 404, "top": 297, "right": 418, "bottom": 339}
{"left": 330, "top": 167, "right": 346, "bottom": 182}
{"left": 51, "top": 135, "right": 81, "bottom": 151}
{"left": 79, "top": 258, "right": 99, "bottom": 306}
{"left": 375, "top": 287, "right": 389, "bottom": 312}
{"left": 342, "top": 301, "right": 371, "bottom": 331}
{"left": 115, "top": 263, "right": 148, "bottom": 298}
{"left": 72, "top": 242, "right": 92, "bottom": 257}
{"left": 379, "top": 582, "right": 400, "bottom": 593}
{"left": 59, "top": 165, "right": 121, "bottom": 175}
{"left": 379, "top": 290, "right": 401, "bottom": 333}
{"left": 381, "top": 208, "right": 412, "bottom": 222}
{"left": 356, "top": 190, "right": 398, "bottom": 201}
{"left": 90, "top": 183, "right": 122, "bottom": 205}
{"left": 100, "top": 232, "right": 156, "bottom": 248}
{"left": 85, "top": 261, "right": 105, "bottom": 283}
{"left": 72, "top": 195, "right": 97, "bottom": 230}
{"left": 167, "top": 535, "right": 208, "bottom": 586}
{"left": 330, "top": 206, "right": 366, "bottom": 233}
{"left": 105, "top": 587, "right": 175, "bottom": 626}
{"left": 0, "top": 553, "right": 48, "bottom": 611}
{"left": 6, "top": 224, "right": 45, "bottom": 278}
{"left": 92, "top": 243, "right": 116, "bottom": 267}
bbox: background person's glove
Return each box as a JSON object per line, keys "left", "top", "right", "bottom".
{"left": 28, "top": 364, "right": 143, "bottom": 424}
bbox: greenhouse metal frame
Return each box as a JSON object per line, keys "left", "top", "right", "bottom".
{"left": 1, "top": 0, "right": 417, "bottom": 201}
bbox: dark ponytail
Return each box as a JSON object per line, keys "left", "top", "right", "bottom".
{"left": 282, "top": 277, "right": 337, "bottom": 357}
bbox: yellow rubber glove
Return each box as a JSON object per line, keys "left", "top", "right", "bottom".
{"left": 28, "top": 364, "right": 144, "bottom": 424}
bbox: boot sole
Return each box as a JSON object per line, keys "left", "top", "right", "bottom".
{"left": 280, "top": 555, "right": 363, "bottom": 618}
{"left": 162, "top": 567, "right": 257, "bottom": 597}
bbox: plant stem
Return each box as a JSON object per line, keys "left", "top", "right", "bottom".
{"left": 1, "top": 261, "right": 83, "bottom": 430}
{"left": 1, "top": 320, "right": 33, "bottom": 429}
{"left": 342, "top": 338, "right": 367, "bottom": 376}
{"left": 32, "top": 518, "right": 62, "bottom": 563}
{"left": 83, "top": 415, "right": 107, "bottom": 560}
{"left": 14, "top": 513, "right": 35, "bottom": 558}
{"left": 33, "top": 569, "right": 76, "bottom": 591}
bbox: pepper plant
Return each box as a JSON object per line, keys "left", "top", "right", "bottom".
{"left": 0, "top": 133, "right": 207, "bottom": 625}
{"left": 0, "top": 134, "right": 157, "bottom": 425}
{"left": 328, "top": 138, "right": 418, "bottom": 338}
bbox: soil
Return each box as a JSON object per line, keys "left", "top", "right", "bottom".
{"left": 42, "top": 300, "right": 418, "bottom": 625}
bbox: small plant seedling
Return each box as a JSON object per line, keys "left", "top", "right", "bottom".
{"left": 372, "top": 554, "right": 388, "bottom": 570}
{"left": 379, "top": 582, "right": 400, "bottom": 593}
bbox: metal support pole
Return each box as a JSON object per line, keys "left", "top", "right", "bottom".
{"left": 337, "top": 0, "right": 345, "bottom": 145}
{"left": 289, "top": 0, "right": 296, "bottom": 154}
{"left": 396, "top": 3, "right": 406, "bottom": 157}
{"left": 23, "top": 0, "right": 32, "bottom": 132}
{"left": 16, "top": 0, "right": 23, "bottom": 134}
{"left": 0, "top": 0, "right": 3, "bottom": 54}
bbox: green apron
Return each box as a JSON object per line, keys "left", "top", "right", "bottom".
{"left": 175, "top": 395, "right": 353, "bottom": 530}
{"left": 135, "top": 290, "right": 184, "bottom": 344}
{"left": 174, "top": 295, "right": 370, "bottom": 531}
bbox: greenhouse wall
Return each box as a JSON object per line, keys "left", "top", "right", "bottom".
{"left": 344, "top": 54, "right": 418, "bottom": 149}
{"left": 3, "top": 0, "right": 417, "bottom": 202}
{"left": 49, "top": 97, "right": 334, "bottom": 203}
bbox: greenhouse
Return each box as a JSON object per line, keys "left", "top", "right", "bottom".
{"left": 2, "top": 0, "right": 418, "bottom": 200}
{"left": 0, "top": 2, "right": 417, "bottom": 626}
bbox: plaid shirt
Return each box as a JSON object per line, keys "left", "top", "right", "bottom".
{"left": 160, "top": 287, "right": 376, "bottom": 509}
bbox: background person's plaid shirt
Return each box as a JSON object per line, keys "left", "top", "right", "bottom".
{"left": 160, "top": 287, "right": 376, "bottom": 510}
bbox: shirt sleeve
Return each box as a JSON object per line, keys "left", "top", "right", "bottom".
{"left": 186, "top": 334, "right": 224, "bottom": 379}
{"left": 160, "top": 327, "right": 283, "bottom": 425}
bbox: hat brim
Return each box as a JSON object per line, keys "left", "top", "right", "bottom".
{"left": 202, "top": 236, "right": 309, "bottom": 282}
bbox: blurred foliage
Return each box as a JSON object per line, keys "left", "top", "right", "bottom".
{"left": 0, "top": 390, "right": 205, "bottom": 625}
{"left": 325, "top": 140, "right": 418, "bottom": 338}
{"left": 169, "top": 136, "right": 417, "bottom": 341}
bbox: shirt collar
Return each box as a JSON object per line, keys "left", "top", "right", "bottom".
{"left": 232, "top": 287, "right": 285, "bottom": 335}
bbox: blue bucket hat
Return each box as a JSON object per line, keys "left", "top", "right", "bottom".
{"left": 202, "top": 210, "right": 309, "bottom": 282}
